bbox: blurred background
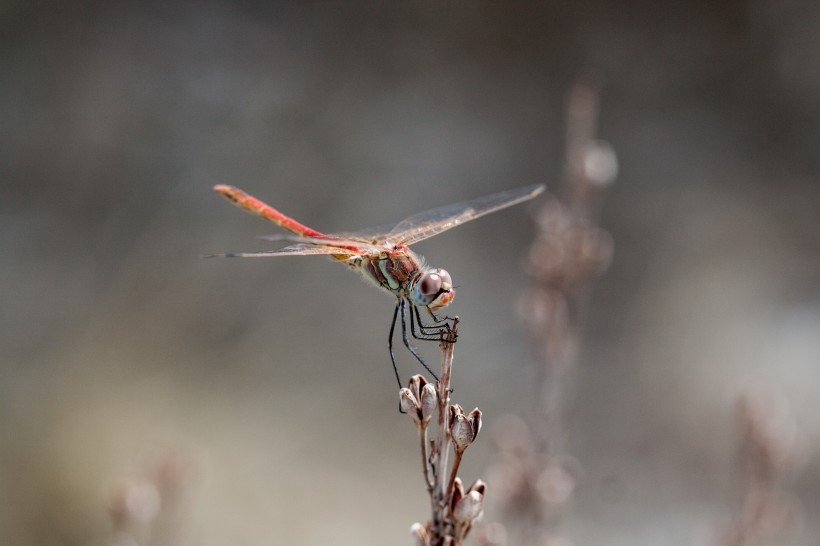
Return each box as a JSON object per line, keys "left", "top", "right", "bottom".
{"left": 2, "top": 1, "right": 819, "bottom": 544}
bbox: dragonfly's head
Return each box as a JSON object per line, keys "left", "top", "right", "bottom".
{"left": 410, "top": 268, "right": 455, "bottom": 311}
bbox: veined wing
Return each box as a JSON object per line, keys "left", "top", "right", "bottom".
{"left": 207, "top": 243, "right": 362, "bottom": 258}
{"left": 256, "top": 233, "right": 379, "bottom": 252}
{"left": 388, "top": 183, "right": 545, "bottom": 245}
{"left": 325, "top": 223, "right": 401, "bottom": 245}
{"left": 322, "top": 184, "right": 545, "bottom": 246}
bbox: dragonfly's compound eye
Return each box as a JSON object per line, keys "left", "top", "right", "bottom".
{"left": 436, "top": 269, "right": 452, "bottom": 289}
{"left": 419, "top": 272, "right": 443, "bottom": 296}
{"left": 412, "top": 269, "right": 455, "bottom": 309}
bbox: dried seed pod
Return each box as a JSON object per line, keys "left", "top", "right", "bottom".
{"left": 453, "top": 490, "right": 485, "bottom": 523}
{"left": 449, "top": 477, "right": 465, "bottom": 513}
{"left": 400, "top": 388, "right": 421, "bottom": 418}
{"left": 467, "top": 408, "right": 483, "bottom": 439}
{"left": 450, "top": 405, "right": 482, "bottom": 451}
{"left": 407, "top": 375, "right": 429, "bottom": 399}
{"left": 450, "top": 405, "right": 471, "bottom": 449}
{"left": 420, "top": 383, "right": 438, "bottom": 423}
{"left": 467, "top": 479, "right": 486, "bottom": 496}
{"left": 410, "top": 522, "right": 430, "bottom": 546}
{"left": 402, "top": 375, "right": 437, "bottom": 426}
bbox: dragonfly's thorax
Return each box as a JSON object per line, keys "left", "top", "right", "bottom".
{"left": 353, "top": 244, "right": 422, "bottom": 297}
{"left": 348, "top": 244, "right": 455, "bottom": 310}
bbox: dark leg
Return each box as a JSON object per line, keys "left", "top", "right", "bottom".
{"left": 401, "top": 299, "right": 439, "bottom": 380}
{"left": 410, "top": 303, "right": 449, "bottom": 340}
{"left": 412, "top": 305, "right": 457, "bottom": 343}
{"left": 428, "top": 307, "right": 457, "bottom": 325}
{"left": 388, "top": 300, "right": 402, "bottom": 389}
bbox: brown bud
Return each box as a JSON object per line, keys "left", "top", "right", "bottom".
{"left": 467, "top": 479, "right": 486, "bottom": 496}
{"left": 453, "top": 490, "right": 484, "bottom": 523}
{"left": 407, "top": 375, "right": 429, "bottom": 399}
{"left": 402, "top": 376, "right": 437, "bottom": 426}
{"left": 449, "top": 476, "right": 464, "bottom": 513}
{"left": 400, "top": 388, "right": 420, "bottom": 418}
{"left": 410, "top": 522, "right": 430, "bottom": 546}
{"left": 453, "top": 480, "right": 487, "bottom": 523}
{"left": 420, "top": 383, "right": 438, "bottom": 423}
{"left": 450, "top": 405, "right": 482, "bottom": 451}
{"left": 468, "top": 408, "right": 482, "bottom": 439}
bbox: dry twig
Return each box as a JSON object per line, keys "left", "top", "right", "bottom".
{"left": 401, "top": 320, "right": 487, "bottom": 546}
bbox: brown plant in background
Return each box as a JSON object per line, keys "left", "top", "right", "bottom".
{"left": 478, "top": 81, "right": 617, "bottom": 546}
{"left": 710, "top": 390, "right": 803, "bottom": 546}
{"left": 402, "top": 320, "right": 487, "bottom": 546}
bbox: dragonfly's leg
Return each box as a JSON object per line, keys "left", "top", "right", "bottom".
{"left": 428, "top": 307, "right": 457, "bottom": 326}
{"left": 388, "top": 300, "right": 403, "bottom": 390}
{"left": 431, "top": 309, "right": 458, "bottom": 344}
{"left": 410, "top": 307, "right": 439, "bottom": 338}
{"left": 418, "top": 305, "right": 451, "bottom": 329}
{"left": 418, "top": 306, "right": 458, "bottom": 343}
{"left": 401, "top": 299, "right": 439, "bottom": 381}
{"left": 410, "top": 304, "right": 449, "bottom": 340}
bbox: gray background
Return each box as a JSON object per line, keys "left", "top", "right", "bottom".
{"left": 2, "top": 1, "right": 819, "bottom": 544}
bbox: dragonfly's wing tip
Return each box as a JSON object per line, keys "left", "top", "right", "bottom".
{"left": 203, "top": 251, "right": 256, "bottom": 259}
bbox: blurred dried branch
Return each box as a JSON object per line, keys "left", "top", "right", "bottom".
{"left": 481, "top": 81, "right": 616, "bottom": 546}
{"left": 710, "top": 390, "right": 804, "bottom": 546}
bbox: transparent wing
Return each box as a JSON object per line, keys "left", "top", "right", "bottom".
{"left": 256, "top": 233, "right": 379, "bottom": 252}
{"left": 206, "top": 243, "right": 362, "bottom": 258}
{"left": 387, "top": 184, "right": 545, "bottom": 245}
{"left": 326, "top": 223, "right": 402, "bottom": 245}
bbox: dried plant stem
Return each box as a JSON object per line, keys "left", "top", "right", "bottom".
{"left": 432, "top": 320, "right": 457, "bottom": 531}
{"left": 405, "top": 319, "right": 485, "bottom": 546}
{"left": 420, "top": 428, "right": 434, "bottom": 492}
{"left": 446, "top": 450, "right": 464, "bottom": 507}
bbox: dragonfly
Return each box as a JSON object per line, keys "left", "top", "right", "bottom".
{"left": 211, "top": 183, "right": 545, "bottom": 386}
